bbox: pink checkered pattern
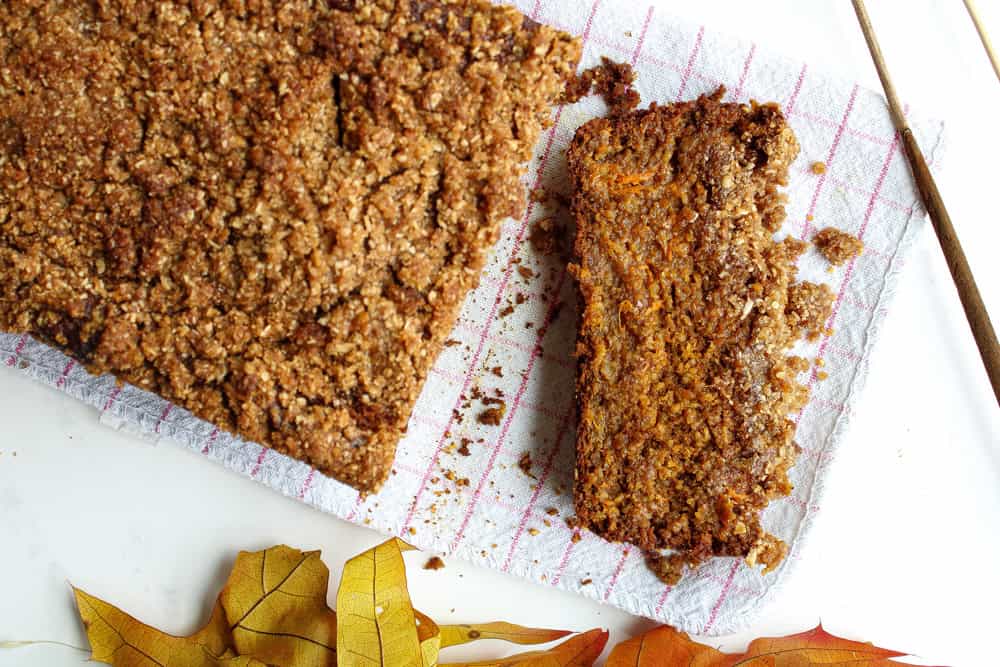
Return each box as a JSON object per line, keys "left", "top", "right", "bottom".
{"left": 0, "top": 0, "right": 944, "bottom": 635}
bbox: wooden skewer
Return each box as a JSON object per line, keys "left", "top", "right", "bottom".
{"left": 963, "top": 0, "right": 1000, "bottom": 84}
{"left": 853, "top": 0, "right": 1000, "bottom": 406}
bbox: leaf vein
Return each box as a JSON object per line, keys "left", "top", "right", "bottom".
{"left": 732, "top": 646, "right": 896, "bottom": 665}
{"left": 83, "top": 599, "right": 167, "bottom": 667}
{"left": 229, "top": 552, "right": 313, "bottom": 631}
{"left": 234, "top": 624, "right": 336, "bottom": 653}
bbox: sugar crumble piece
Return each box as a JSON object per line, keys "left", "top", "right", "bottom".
{"left": 814, "top": 227, "right": 864, "bottom": 266}
{"left": 477, "top": 394, "right": 506, "bottom": 426}
{"left": 528, "top": 217, "right": 566, "bottom": 256}
{"left": 787, "top": 282, "right": 835, "bottom": 342}
{"left": 423, "top": 556, "right": 445, "bottom": 571}
{"left": 518, "top": 452, "right": 535, "bottom": 479}
{"left": 562, "top": 57, "right": 641, "bottom": 116}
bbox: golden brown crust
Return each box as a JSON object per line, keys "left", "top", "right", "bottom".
{"left": 0, "top": 0, "right": 580, "bottom": 492}
{"left": 567, "top": 89, "right": 830, "bottom": 582}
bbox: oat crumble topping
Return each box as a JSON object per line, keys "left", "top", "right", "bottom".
{"left": 0, "top": 0, "right": 580, "bottom": 492}
{"left": 568, "top": 88, "right": 833, "bottom": 582}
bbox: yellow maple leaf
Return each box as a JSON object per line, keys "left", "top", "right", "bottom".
{"left": 73, "top": 545, "right": 340, "bottom": 667}
{"left": 335, "top": 537, "right": 423, "bottom": 667}
{"left": 70, "top": 538, "right": 592, "bottom": 667}
{"left": 73, "top": 588, "right": 252, "bottom": 666}
{"left": 220, "top": 546, "right": 338, "bottom": 665}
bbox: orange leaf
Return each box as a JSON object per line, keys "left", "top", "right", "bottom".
{"left": 731, "top": 624, "right": 926, "bottom": 666}
{"left": 439, "top": 628, "right": 608, "bottom": 667}
{"left": 606, "top": 625, "right": 722, "bottom": 666}
{"left": 440, "top": 622, "right": 571, "bottom": 649}
{"left": 607, "top": 624, "right": 935, "bottom": 667}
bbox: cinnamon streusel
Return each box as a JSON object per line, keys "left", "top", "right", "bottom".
{"left": 0, "top": 0, "right": 580, "bottom": 492}
{"left": 568, "top": 88, "right": 832, "bottom": 582}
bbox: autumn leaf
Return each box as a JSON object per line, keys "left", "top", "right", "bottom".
{"left": 220, "top": 546, "right": 338, "bottom": 665}
{"left": 415, "top": 608, "right": 442, "bottom": 667}
{"left": 606, "top": 623, "right": 933, "bottom": 667}
{"left": 69, "top": 538, "right": 589, "bottom": 667}
{"left": 604, "top": 625, "right": 706, "bottom": 666}
{"left": 735, "top": 624, "right": 930, "bottom": 666}
{"left": 74, "top": 545, "right": 341, "bottom": 667}
{"left": 73, "top": 588, "right": 246, "bottom": 666}
{"left": 335, "top": 537, "right": 423, "bottom": 667}
{"left": 68, "top": 538, "right": 937, "bottom": 667}
{"left": 439, "top": 628, "right": 608, "bottom": 667}
{"left": 439, "top": 623, "right": 571, "bottom": 649}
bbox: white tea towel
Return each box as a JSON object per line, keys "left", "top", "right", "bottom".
{"left": 0, "top": 0, "right": 944, "bottom": 635}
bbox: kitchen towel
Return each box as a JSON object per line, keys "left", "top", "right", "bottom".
{"left": 0, "top": 0, "right": 945, "bottom": 635}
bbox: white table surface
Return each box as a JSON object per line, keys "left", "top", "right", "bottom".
{"left": 2, "top": 2, "right": 998, "bottom": 666}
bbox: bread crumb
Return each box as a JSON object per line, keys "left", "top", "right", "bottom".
{"left": 810, "top": 161, "right": 827, "bottom": 174}
{"left": 787, "top": 282, "right": 835, "bottom": 341}
{"left": 562, "top": 57, "right": 640, "bottom": 115}
{"left": 423, "top": 556, "right": 445, "bottom": 570}
{"left": 814, "top": 227, "right": 864, "bottom": 266}
{"left": 518, "top": 452, "right": 535, "bottom": 478}
{"left": 477, "top": 403, "right": 506, "bottom": 426}
{"left": 528, "top": 217, "right": 565, "bottom": 256}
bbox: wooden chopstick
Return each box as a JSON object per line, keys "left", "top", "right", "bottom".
{"left": 963, "top": 0, "right": 1000, "bottom": 83}
{"left": 852, "top": 0, "right": 1000, "bottom": 406}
